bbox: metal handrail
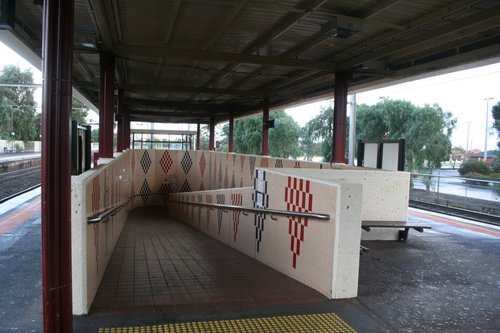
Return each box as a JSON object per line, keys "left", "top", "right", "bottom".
{"left": 170, "top": 199, "right": 330, "bottom": 220}
{"left": 410, "top": 172, "right": 500, "bottom": 185}
{"left": 87, "top": 199, "right": 130, "bottom": 224}
{"left": 86, "top": 193, "right": 163, "bottom": 224}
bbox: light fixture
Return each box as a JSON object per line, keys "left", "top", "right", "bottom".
{"left": 328, "top": 15, "right": 363, "bottom": 39}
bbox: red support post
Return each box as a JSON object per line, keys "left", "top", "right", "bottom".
{"left": 41, "top": 0, "right": 74, "bottom": 332}
{"left": 209, "top": 118, "right": 215, "bottom": 151}
{"left": 196, "top": 123, "right": 201, "bottom": 150}
{"left": 332, "top": 71, "right": 351, "bottom": 164}
{"left": 99, "top": 52, "right": 115, "bottom": 158}
{"left": 261, "top": 98, "right": 270, "bottom": 156}
{"left": 228, "top": 115, "right": 234, "bottom": 153}
{"left": 117, "top": 89, "right": 124, "bottom": 152}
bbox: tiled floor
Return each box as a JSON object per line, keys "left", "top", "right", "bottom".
{"left": 91, "top": 207, "right": 325, "bottom": 314}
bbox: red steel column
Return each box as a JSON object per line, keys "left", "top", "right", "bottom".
{"left": 99, "top": 52, "right": 115, "bottom": 158}
{"left": 41, "top": 0, "right": 74, "bottom": 332}
{"left": 209, "top": 118, "right": 215, "bottom": 151}
{"left": 117, "top": 89, "right": 124, "bottom": 152}
{"left": 332, "top": 71, "right": 351, "bottom": 164}
{"left": 195, "top": 123, "right": 201, "bottom": 150}
{"left": 228, "top": 115, "right": 234, "bottom": 153}
{"left": 261, "top": 98, "right": 270, "bottom": 156}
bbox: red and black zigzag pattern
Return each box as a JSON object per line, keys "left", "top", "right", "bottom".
{"left": 205, "top": 195, "right": 212, "bottom": 230}
{"left": 159, "top": 150, "right": 173, "bottom": 174}
{"left": 216, "top": 194, "right": 225, "bottom": 235}
{"left": 199, "top": 152, "right": 206, "bottom": 176}
{"left": 91, "top": 176, "right": 100, "bottom": 213}
{"left": 158, "top": 182, "right": 172, "bottom": 204}
{"left": 285, "top": 176, "right": 313, "bottom": 269}
{"left": 197, "top": 195, "right": 203, "bottom": 226}
{"left": 140, "top": 179, "right": 151, "bottom": 205}
{"left": 253, "top": 170, "right": 268, "bottom": 252}
{"left": 231, "top": 193, "right": 243, "bottom": 242}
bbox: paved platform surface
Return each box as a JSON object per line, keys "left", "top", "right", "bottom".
{"left": 92, "top": 207, "right": 325, "bottom": 314}
{"left": 0, "top": 191, "right": 499, "bottom": 332}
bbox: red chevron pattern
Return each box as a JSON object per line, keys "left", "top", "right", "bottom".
{"left": 231, "top": 193, "right": 243, "bottom": 242}
{"left": 285, "top": 177, "right": 313, "bottom": 269}
{"left": 91, "top": 177, "right": 101, "bottom": 213}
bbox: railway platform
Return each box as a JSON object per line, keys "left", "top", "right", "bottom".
{"left": 0, "top": 152, "right": 41, "bottom": 161}
{"left": 0, "top": 188, "right": 499, "bottom": 333}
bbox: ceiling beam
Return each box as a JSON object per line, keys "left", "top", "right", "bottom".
{"left": 85, "top": 0, "right": 113, "bottom": 49}
{"left": 130, "top": 110, "right": 213, "bottom": 118}
{"left": 358, "top": 0, "right": 404, "bottom": 19}
{"left": 125, "top": 97, "right": 259, "bottom": 113}
{"left": 155, "top": 0, "right": 184, "bottom": 82}
{"left": 124, "top": 84, "right": 267, "bottom": 97}
{"left": 73, "top": 53, "right": 94, "bottom": 82}
{"left": 337, "top": 4, "right": 500, "bottom": 70}
{"left": 184, "top": 0, "right": 248, "bottom": 80}
{"left": 334, "top": 0, "right": 484, "bottom": 63}
{"left": 262, "top": 0, "right": 491, "bottom": 94}
{"left": 113, "top": 44, "right": 337, "bottom": 71}
{"left": 228, "top": 19, "right": 342, "bottom": 90}
{"left": 198, "top": 0, "right": 329, "bottom": 92}
{"left": 228, "top": 0, "right": 400, "bottom": 91}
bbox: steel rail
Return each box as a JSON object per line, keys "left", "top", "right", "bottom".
{"left": 87, "top": 200, "right": 130, "bottom": 224}
{"left": 170, "top": 199, "right": 330, "bottom": 220}
{"left": 0, "top": 184, "right": 41, "bottom": 204}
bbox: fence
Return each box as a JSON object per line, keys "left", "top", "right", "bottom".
{"left": 410, "top": 172, "right": 500, "bottom": 216}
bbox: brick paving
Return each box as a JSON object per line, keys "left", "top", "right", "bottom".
{"left": 91, "top": 207, "right": 325, "bottom": 314}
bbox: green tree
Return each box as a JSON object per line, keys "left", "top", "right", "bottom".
{"left": 356, "top": 98, "right": 456, "bottom": 172}
{"left": 302, "top": 99, "right": 456, "bottom": 171}
{"left": 302, "top": 106, "right": 333, "bottom": 161}
{"left": 199, "top": 125, "right": 209, "bottom": 150}
{"left": 91, "top": 128, "right": 99, "bottom": 143}
{"left": 233, "top": 111, "right": 301, "bottom": 158}
{"left": 72, "top": 98, "right": 89, "bottom": 124}
{"left": 0, "top": 65, "right": 40, "bottom": 141}
{"left": 492, "top": 101, "right": 500, "bottom": 149}
{"left": 301, "top": 106, "right": 351, "bottom": 162}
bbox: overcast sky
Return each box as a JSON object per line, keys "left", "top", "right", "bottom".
{"left": 1, "top": 41, "right": 499, "bottom": 151}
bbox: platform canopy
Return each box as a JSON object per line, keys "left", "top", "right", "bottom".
{"left": 8, "top": 0, "right": 500, "bottom": 123}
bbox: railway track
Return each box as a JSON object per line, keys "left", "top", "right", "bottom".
{"left": 0, "top": 165, "right": 41, "bottom": 203}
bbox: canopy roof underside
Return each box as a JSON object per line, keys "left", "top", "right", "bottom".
{"left": 10, "top": 0, "right": 500, "bottom": 123}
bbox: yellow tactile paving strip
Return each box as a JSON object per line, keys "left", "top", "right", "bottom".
{"left": 98, "top": 312, "right": 357, "bottom": 333}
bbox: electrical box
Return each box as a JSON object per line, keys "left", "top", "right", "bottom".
{"left": 71, "top": 121, "right": 92, "bottom": 175}
{"left": 331, "top": 15, "right": 363, "bottom": 39}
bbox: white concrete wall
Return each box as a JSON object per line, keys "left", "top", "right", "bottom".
{"left": 71, "top": 151, "right": 132, "bottom": 314}
{"left": 271, "top": 168, "right": 410, "bottom": 240}
{"left": 70, "top": 149, "right": 410, "bottom": 313}
{"left": 128, "top": 149, "right": 361, "bottom": 209}
{"left": 128, "top": 149, "right": 408, "bottom": 242}
{"left": 169, "top": 169, "right": 363, "bottom": 299}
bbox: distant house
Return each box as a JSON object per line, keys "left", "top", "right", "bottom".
{"left": 469, "top": 150, "right": 498, "bottom": 165}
